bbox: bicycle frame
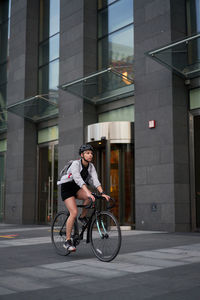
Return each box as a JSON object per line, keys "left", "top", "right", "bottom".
{"left": 73, "top": 206, "right": 97, "bottom": 244}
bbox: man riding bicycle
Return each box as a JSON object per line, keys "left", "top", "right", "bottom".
{"left": 60, "top": 144, "right": 110, "bottom": 252}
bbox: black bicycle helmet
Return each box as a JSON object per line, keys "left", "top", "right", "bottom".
{"left": 79, "top": 144, "right": 94, "bottom": 155}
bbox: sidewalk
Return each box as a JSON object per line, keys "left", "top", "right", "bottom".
{"left": 0, "top": 223, "right": 200, "bottom": 299}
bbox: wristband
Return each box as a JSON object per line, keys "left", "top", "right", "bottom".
{"left": 100, "top": 191, "right": 105, "bottom": 195}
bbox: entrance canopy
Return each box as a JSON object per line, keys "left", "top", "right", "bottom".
{"left": 147, "top": 33, "right": 200, "bottom": 79}
{"left": 7, "top": 94, "right": 58, "bottom": 122}
{"left": 60, "top": 68, "right": 134, "bottom": 105}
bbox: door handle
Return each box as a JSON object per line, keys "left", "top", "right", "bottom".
{"left": 48, "top": 177, "right": 53, "bottom": 219}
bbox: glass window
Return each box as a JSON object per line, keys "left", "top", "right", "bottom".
{"left": 98, "top": 24, "right": 134, "bottom": 78}
{"left": 39, "top": 0, "right": 60, "bottom": 41}
{"left": 98, "top": 0, "right": 117, "bottom": 10}
{"left": 49, "top": 59, "right": 59, "bottom": 91}
{"left": 0, "top": 63, "right": 7, "bottom": 85}
{"left": 49, "top": 0, "right": 60, "bottom": 37}
{"left": 98, "top": 0, "right": 133, "bottom": 38}
{"left": 0, "top": 139, "right": 7, "bottom": 152}
{"left": 0, "top": 0, "right": 9, "bottom": 24}
{"left": 187, "top": 0, "right": 200, "bottom": 35}
{"left": 0, "top": 84, "right": 7, "bottom": 131}
{"left": 190, "top": 88, "right": 200, "bottom": 110}
{"left": 38, "top": 126, "right": 58, "bottom": 144}
{"left": 0, "top": 22, "right": 8, "bottom": 63}
{"left": 0, "top": 84, "right": 6, "bottom": 107}
{"left": 39, "top": 33, "right": 60, "bottom": 67}
{"left": 0, "top": 83, "right": 7, "bottom": 131}
{"left": 38, "top": 59, "right": 59, "bottom": 94}
{"left": 98, "top": 105, "right": 134, "bottom": 122}
{"left": 39, "top": 0, "right": 60, "bottom": 97}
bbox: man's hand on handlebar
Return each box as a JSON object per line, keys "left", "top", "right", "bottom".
{"left": 101, "top": 193, "right": 110, "bottom": 202}
{"left": 87, "top": 193, "right": 95, "bottom": 202}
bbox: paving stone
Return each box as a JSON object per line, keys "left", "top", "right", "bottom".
{"left": 0, "top": 287, "right": 15, "bottom": 296}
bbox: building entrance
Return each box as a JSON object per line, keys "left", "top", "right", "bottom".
{"left": 37, "top": 142, "right": 58, "bottom": 224}
{"left": 0, "top": 152, "right": 5, "bottom": 222}
{"left": 193, "top": 115, "right": 200, "bottom": 229}
{"left": 86, "top": 121, "right": 135, "bottom": 227}
{"left": 92, "top": 141, "right": 134, "bottom": 226}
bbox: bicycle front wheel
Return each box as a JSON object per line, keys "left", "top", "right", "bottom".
{"left": 51, "top": 211, "right": 72, "bottom": 256}
{"left": 90, "top": 211, "right": 121, "bottom": 262}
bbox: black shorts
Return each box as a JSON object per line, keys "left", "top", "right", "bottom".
{"left": 61, "top": 181, "right": 81, "bottom": 201}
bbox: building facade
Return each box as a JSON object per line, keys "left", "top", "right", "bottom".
{"left": 0, "top": 0, "right": 200, "bottom": 232}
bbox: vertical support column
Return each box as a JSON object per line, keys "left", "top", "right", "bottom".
{"left": 134, "top": 0, "right": 189, "bottom": 231}
{"left": 170, "top": 0, "right": 190, "bottom": 231}
{"left": 58, "top": 0, "right": 85, "bottom": 210}
{"left": 58, "top": 0, "right": 98, "bottom": 210}
{"left": 5, "top": 0, "right": 39, "bottom": 224}
{"left": 134, "top": 0, "right": 175, "bottom": 231}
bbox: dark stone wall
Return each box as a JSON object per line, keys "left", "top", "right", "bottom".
{"left": 134, "top": 0, "right": 190, "bottom": 231}
{"left": 170, "top": 0, "right": 190, "bottom": 231}
{"left": 5, "top": 0, "right": 38, "bottom": 224}
{"left": 58, "top": 0, "right": 98, "bottom": 209}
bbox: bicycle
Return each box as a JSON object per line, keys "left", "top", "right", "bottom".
{"left": 51, "top": 193, "right": 121, "bottom": 262}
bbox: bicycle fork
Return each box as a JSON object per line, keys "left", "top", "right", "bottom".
{"left": 95, "top": 212, "right": 109, "bottom": 239}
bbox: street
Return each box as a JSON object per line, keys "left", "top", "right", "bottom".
{"left": 0, "top": 223, "right": 200, "bottom": 299}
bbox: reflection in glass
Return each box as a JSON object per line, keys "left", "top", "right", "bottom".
{"left": 38, "top": 144, "right": 58, "bottom": 223}
{"left": 39, "top": 0, "right": 60, "bottom": 41}
{"left": 187, "top": 0, "right": 200, "bottom": 35}
{"left": 39, "top": 59, "right": 59, "bottom": 94}
{"left": 0, "top": 63, "right": 7, "bottom": 85}
{"left": 98, "top": 0, "right": 116, "bottom": 10}
{"left": 49, "top": 60, "right": 59, "bottom": 91}
{"left": 98, "top": 0, "right": 133, "bottom": 38}
{"left": 50, "top": 0, "right": 60, "bottom": 37}
{"left": 39, "top": 34, "right": 60, "bottom": 67}
{"left": 39, "top": 0, "right": 60, "bottom": 109}
{"left": 0, "top": 0, "right": 9, "bottom": 24}
{"left": 92, "top": 141, "right": 134, "bottom": 226}
{"left": 99, "top": 25, "right": 134, "bottom": 79}
{"left": 0, "top": 22, "right": 8, "bottom": 64}
{"left": 187, "top": 0, "right": 200, "bottom": 66}
{"left": 0, "top": 84, "right": 6, "bottom": 132}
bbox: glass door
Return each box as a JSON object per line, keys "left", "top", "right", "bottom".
{"left": 110, "top": 144, "right": 134, "bottom": 226}
{"left": 0, "top": 153, "right": 5, "bottom": 222}
{"left": 92, "top": 141, "right": 134, "bottom": 226}
{"left": 193, "top": 115, "right": 200, "bottom": 229}
{"left": 37, "top": 142, "right": 58, "bottom": 224}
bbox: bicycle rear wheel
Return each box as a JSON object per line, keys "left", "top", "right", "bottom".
{"left": 51, "top": 211, "right": 74, "bottom": 256}
{"left": 90, "top": 211, "right": 121, "bottom": 262}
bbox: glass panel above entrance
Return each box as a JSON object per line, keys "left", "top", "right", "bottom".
{"left": 7, "top": 94, "right": 58, "bottom": 122}
{"left": 147, "top": 33, "right": 200, "bottom": 79}
{"left": 60, "top": 68, "right": 134, "bottom": 105}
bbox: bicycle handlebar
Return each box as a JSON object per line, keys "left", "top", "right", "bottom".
{"left": 78, "top": 193, "right": 115, "bottom": 209}
{"left": 92, "top": 193, "right": 115, "bottom": 209}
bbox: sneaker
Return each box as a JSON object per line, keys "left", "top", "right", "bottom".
{"left": 78, "top": 216, "right": 89, "bottom": 226}
{"left": 63, "top": 239, "right": 76, "bottom": 252}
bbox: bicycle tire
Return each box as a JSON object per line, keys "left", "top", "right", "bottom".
{"left": 51, "top": 211, "right": 75, "bottom": 256}
{"left": 89, "top": 211, "right": 121, "bottom": 262}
